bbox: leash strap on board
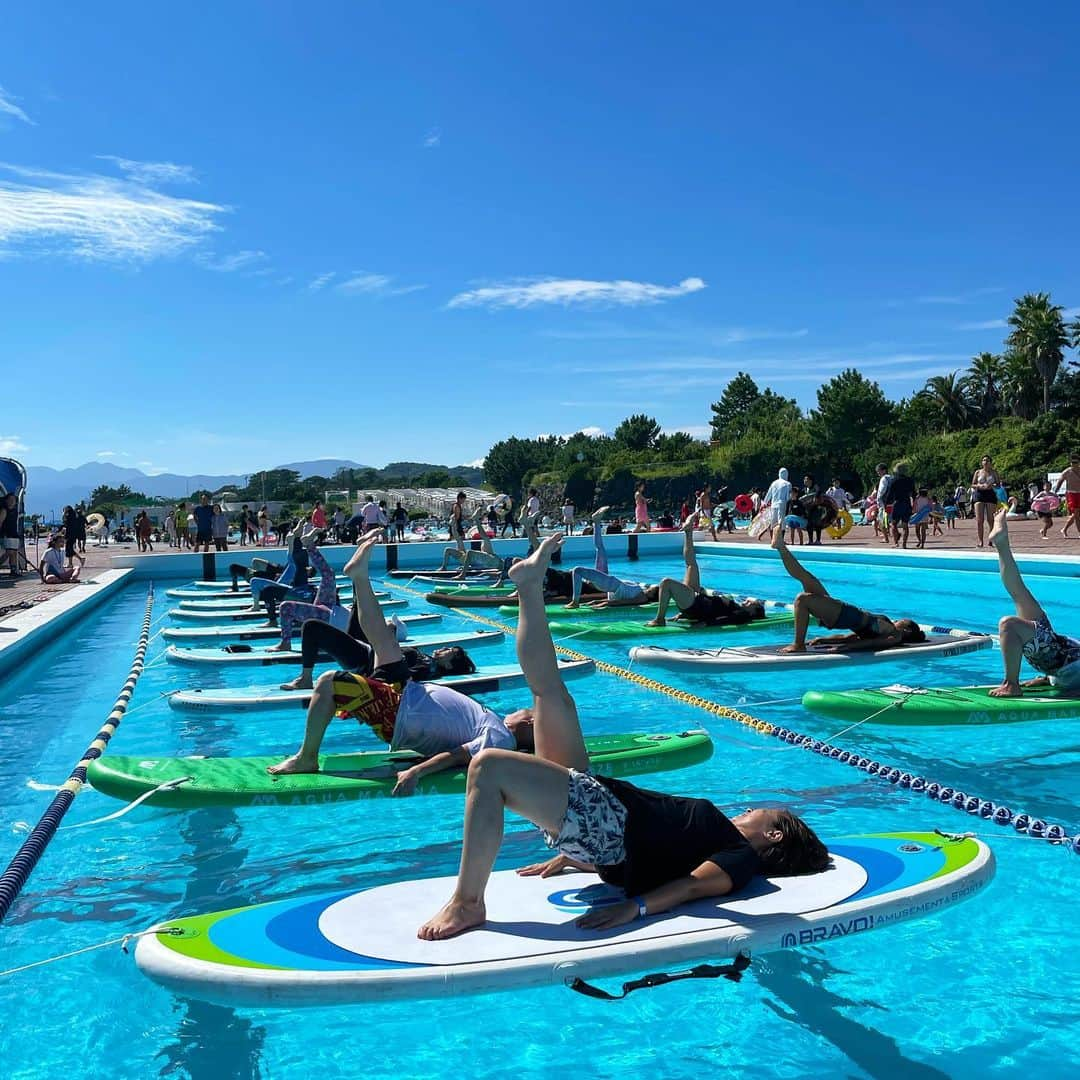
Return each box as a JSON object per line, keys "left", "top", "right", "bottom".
{"left": 567, "top": 952, "right": 751, "bottom": 1000}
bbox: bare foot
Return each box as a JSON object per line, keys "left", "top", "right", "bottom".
{"left": 508, "top": 533, "right": 562, "bottom": 588}
{"left": 344, "top": 531, "right": 383, "bottom": 579}
{"left": 267, "top": 641, "right": 292, "bottom": 653}
{"left": 280, "top": 675, "right": 313, "bottom": 691}
{"left": 988, "top": 682, "right": 1024, "bottom": 698}
{"left": 266, "top": 753, "right": 320, "bottom": 775}
{"left": 563, "top": 601, "right": 580, "bottom": 609}
{"left": 988, "top": 509, "right": 1009, "bottom": 549}
{"left": 644, "top": 617, "right": 665, "bottom": 627}
{"left": 778, "top": 644, "right": 807, "bottom": 655}
{"left": 770, "top": 525, "right": 786, "bottom": 550}
{"left": 417, "top": 898, "right": 486, "bottom": 940}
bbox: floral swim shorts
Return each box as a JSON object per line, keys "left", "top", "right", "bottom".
{"left": 542, "top": 769, "right": 628, "bottom": 866}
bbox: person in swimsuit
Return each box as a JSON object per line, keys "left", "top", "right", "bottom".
{"left": 696, "top": 484, "right": 718, "bottom": 541}
{"left": 645, "top": 516, "right": 764, "bottom": 627}
{"left": 416, "top": 533, "right": 829, "bottom": 940}
{"left": 1052, "top": 454, "right": 1080, "bottom": 538}
{"left": 771, "top": 527, "right": 925, "bottom": 654}
{"left": 888, "top": 462, "right": 916, "bottom": 549}
{"left": 564, "top": 507, "right": 660, "bottom": 609}
{"left": 1, "top": 492, "right": 21, "bottom": 577}
{"left": 633, "top": 481, "right": 650, "bottom": 533}
{"left": 988, "top": 509, "right": 1080, "bottom": 697}
{"left": 267, "top": 532, "right": 536, "bottom": 795}
{"left": 971, "top": 454, "right": 1002, "bottom": 548}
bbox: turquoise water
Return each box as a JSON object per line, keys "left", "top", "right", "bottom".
{"left": 1, "top": 550, "right": 1078, "bottom": 1079}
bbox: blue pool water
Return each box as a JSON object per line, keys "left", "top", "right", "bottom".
{"left": 1, "top": 549, "right": 1078, "bottom": 1079}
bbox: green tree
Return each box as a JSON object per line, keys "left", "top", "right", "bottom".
{"left": 612, "top": 414, "right": 661, "bottom": 453}
{"left": 1007, "top": 292, "right": 1069, "bottom": 413}
{"left": 483, "top": 437, "right": 546, "bottom": 496}
{"left": 806, "top": 369, "right": 896, "bottom": 476}
{"left": 709, "top": 372, "right": 761, "bottom": 442}
{"left": 962, "top": 352, "right": 1005, "bottom": 420}
{"left": 999, "top": 349, "right": 1041, "bottom": 420}
{"left": 919, "top": 372, "right": 972, "bottom": 433}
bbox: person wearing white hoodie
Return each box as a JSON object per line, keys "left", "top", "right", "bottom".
{"left": 758, "top": 468, "right": 792, "bottom": 540}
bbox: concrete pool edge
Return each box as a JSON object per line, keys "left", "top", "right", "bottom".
{"left": 0, "top": 568, "right": 134, "bottom": 679}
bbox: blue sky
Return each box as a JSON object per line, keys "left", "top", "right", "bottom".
{"left": 2, "top": 2, "right": 1079, "bottom": 476}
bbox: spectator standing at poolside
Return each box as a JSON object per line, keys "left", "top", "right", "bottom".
{"left": 1052, "top": 454, "right": 1080, "bottom": 538}
{"left": 633, "top": 481, "right": 650, "bottom": 533}
{"left": 74, "top": 504, "right": 88, "bottom": 555}
{"left": 360, "top": 495, "right": 381, "bottom": 534}
{"left": 191, "top": 494, "right": 214, "bottom": 552}
{"left": 333, "top": 505, "right": 347, "bottom": 541}
{"left": 238, "top": 504, "right": 250, "bottom": 546}
{"left": 696, "top": 483, "right": 719, "bottom": 541}
{"left": 135, "top": 510, "right": 154, "bottom": 552}
{"left": 211, "top": 503, "right": 229, "bottom": 551}
{"left": 874, "top": 463, "right": 893, "bottom": 545}
{"left": 889, "top": 462, "right": 916, "bottom": 549}
{"left": 971, "top": 454, "right": 1003, "bottom": 548}
{"left": 500, "top": 496, "right": 517, "bottom": 538}
{"left": 825, "top": 478, "right": 850, "bottom": 509}
{"left": 393, "top": 501, "right": 408, "bottom": 542}
{"left": 561, "top": 497, "right": 575, "bottom": 536}
{"left": 311, "top": 500, "right": 327, "bottom": 530}
{"left": 0, "top": 492, "right": 21, "bottom": 577}
{"left": 258, "top": 505, "right": 271, "bottom": 545}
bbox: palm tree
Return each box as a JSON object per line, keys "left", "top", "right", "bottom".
{"left": 999, "top": 349, "right": 1041, "bottom": 419}
{"left": 919, "top": 372, "right": 971, "bottom": 433}
{"left": 1006, "top": 292, "right": 1069, "bottom": 413}
{"left": 961, "top": 351, "right": 1005, "bottom": 420}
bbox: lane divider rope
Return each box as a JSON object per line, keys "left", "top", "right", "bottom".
{"left": 0, "top": 584, "right": 156, "bottom": 923}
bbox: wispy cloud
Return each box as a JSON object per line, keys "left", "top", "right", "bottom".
{"left": 448, "top": 276, "right": 706, "bottom": 310}
{"left": 0, "top": 85, "right": 33, "bottom": 126}
{"left": 336, "top": 272, "right": 427, "bottom": 296}
{"left": 96, "top": 156, "right": 197, "bottom": 186}
{"left": 96, "top": 450, "right": 117, "bottom": 458}
{"left": 716, "top": 327, "right": 809, "bottom": 344}
{"left": 197, "top": 249, "right": 266, "bottom": 272}
{"left": 423, "top": 127, "right": 441, "bottom": 148}
{"left": 541, "top": 322, "right": 806, "bottom": 344}
{"left": 0, "top": 162, "right": 225, "bottom": 261}
{"left": 463, "top": 457, "right": 485, "bottom": 468}
{"left": 914, "top": 286, "right": 1004, "bottom": 305}
{"left": 0, "top": 434, "right": 28, "bottom": 455}
{"left": 956, "top": 319, "right": 1006, "bottom": 331}
{"left": 307, "top": 271, "right": 336, "bottom": 292}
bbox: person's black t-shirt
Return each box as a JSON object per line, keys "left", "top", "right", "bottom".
{"left": 594, "top": 776, "right": 761, "bottom": 895}
{"left": 889, "top": 475, "right": 915, "bottom": 505}
{"left": 192, "top": 505, "right": 214, "bottom": 534}
{"left": 683, "top": 592, "right": 757, "bottom": 626}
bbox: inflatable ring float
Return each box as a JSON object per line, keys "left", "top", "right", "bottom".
{"left": 734, "top": 493, "right": 754, "bottom": 515}
{"left": 827, "top": 508, "right": 854, "bottom": 539}
{"left": 1031, "top": 493, "right": 1061, "bottom": 514}
{"left": 804, "top": 498, "right": 838, "bottom": 530}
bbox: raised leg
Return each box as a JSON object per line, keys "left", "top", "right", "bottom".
{"left": 344, "top": 532, "right": 403, "bottom": 670}
{"left": 771, "top": 526, "right": 828, "bottom": 596}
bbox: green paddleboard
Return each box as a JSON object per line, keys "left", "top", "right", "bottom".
{"left": 498, "top": 602, "right": 660, "bottom": 617}
{"left": 547, "top": 610, "right": 795, "bottom": 640}
{"left": 86, "top": 731, "right": 714, "bottom": 808}
{"left": 802, "top": 683, "right": 1080, "bottom": 726}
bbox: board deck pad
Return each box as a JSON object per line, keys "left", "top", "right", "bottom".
{"left": 167, "top": 658, "right": 596, "bottom": 712}
{"left": 135, "top": 832, "right": 993, "bottom": 1005}
{"left": 630, "top": 629, "right": 991, "bottom": 671}
{"left": 89, "top": 730, "right": 712, "bottom": 806}
{"left": 803, "top": 683, "right": 1080, "bottom": 725}
{"left": 546, "top": 610, "right": 794, "bottom": 640}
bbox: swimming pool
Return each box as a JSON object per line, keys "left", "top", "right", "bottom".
{"left": 1, "top": 548, "right": 1077, "bottom": 1078}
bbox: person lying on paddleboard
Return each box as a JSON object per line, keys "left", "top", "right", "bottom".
{"left": 563, "top": 507, "right": 661, "bottom": 609}
{"left": 267, "top": 532, "right": 534, "bottom": 795}
{"left": 448, "top": 507, "right": 516, "bottom": 583}
{"left": 772, "top": 526, "right": 925, "bottom": 654}
{"left": 417, "top": 533, "right": 829, "bottom": 941}
{"left": 988, "top": 509, "right": 1080, "bottom": 698}
{"left": 278, "top": 600, "right": 476, "bottom": 692}
{"left": 644, "top": 516, "right": 765, "bottom": 628}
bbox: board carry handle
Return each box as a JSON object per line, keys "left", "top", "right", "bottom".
{"left": 566, "top": 952, "right": 750, "bottom": 1000}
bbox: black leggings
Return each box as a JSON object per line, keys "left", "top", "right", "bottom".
{"left": 229, "top": 561, "right": 283, "bottom": 590}
{"left": 262, "top": 582, "right": 316, "bottom": 619}
{"left": 299, "top": 605, "right": 372, "bottom": 671}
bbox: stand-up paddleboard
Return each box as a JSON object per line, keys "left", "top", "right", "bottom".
{"left": 417, "top": 580, "right": 516, "bottom": 593}
{"left": 90, "top": 730, "right": 709, "bottom": 808}
{"left": 500, "top": 602, "right": 656, "bottom": 617}
{"left": 803, "top": 683, "right": 1080, "bottom": 725}
{"left": 163, "top": 612, "right": 442, "bottom": 644}
{"left": 167, "top": 658, "right": 597, "bottom": 713}
{"left": 386, "top": 568, "right": 500, "bottom": 581}
{"left": 428, "top": 591, "right": 522, "bottom": 609}
{"left": 169, "top": 597, "right": 407, "bottom": 623}
{"left": 165, "top": 630, "right": 505, "bottom": 667}
{"left": 546, "top": 611, "right": 795, "bottom": 640}
{"left": 167, "top": 577, "right": 352, "bottom": 599}
{"left": 629, "top": 626, "right": 991, "bottom": 673}
{"left": 176, "top": 589, "right": 371, "bottom": 611}
{"left": 134, "top": 831, "right": 993, "bottom": 1005}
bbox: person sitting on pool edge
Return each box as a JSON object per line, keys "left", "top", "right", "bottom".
{"left": 644, "top": 516, "right": 765, "bottom": 628}
{"left": 267, "top": 532, "right": 535, "bottom": 796}
{"left": 417, "top": 534, "right": 829, "bottom": 941}
{"left": 771, "top": 526, "right": 925, "bottom": 654}
{"left": 988, "top": 509, "right": 1080, "bottom": 698}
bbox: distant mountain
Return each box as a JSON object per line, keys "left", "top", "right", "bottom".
{"left": 22, "top": 459, "right": 485, "bottom": 514}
